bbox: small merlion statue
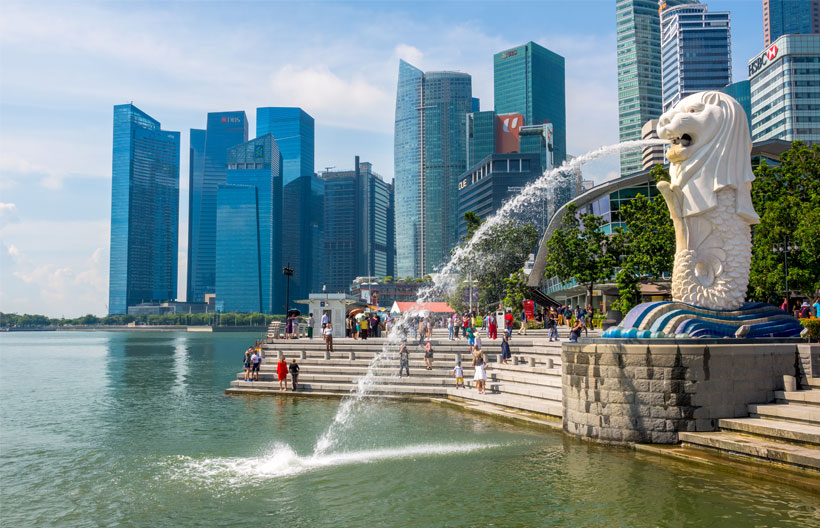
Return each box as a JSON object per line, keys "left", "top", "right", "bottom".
{"left": 656, "top": 91, "right": 759, "bottom": 310}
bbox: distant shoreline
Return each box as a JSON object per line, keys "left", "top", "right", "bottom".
{"left": 2, "top": 325, "right": 267, "bottom": 333}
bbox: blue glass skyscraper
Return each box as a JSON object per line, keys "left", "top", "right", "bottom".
{"left": 256, "top": 107, "right": 314, "bottom": 185}
{"left": 187, "top": 111, "right": 248, "bottom": 303}
{"left": 256, "top": 107, "right": 322, "bottom": 308}
{"left": 394, "top": 60, "right": 472, "bottom": 277}
{"left": 764, "top": 0, "right": 819, "bottom": 46}
{"left": 216, "top": 135, "right": 283, "bottom": 313}
{"left": 109, "top": 104, "right": 180, "bottom": 315}
{"left": 661, "top": 3, "right": 731, "bottom": 112}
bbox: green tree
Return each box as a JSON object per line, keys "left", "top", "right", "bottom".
{"left": 611, "top": 265, "right": 641, "bottom": 314}
{"left": 502, "top": 269, "right": 530, "bottom": 311}
{"left": 543, "top": 203, "right": 618, "bottom": 302}
{"left": 749, "top": 141, "right": 820, "bottom": 301}
{"left": 453, "top": 214, "right": 539, "bottom": 311}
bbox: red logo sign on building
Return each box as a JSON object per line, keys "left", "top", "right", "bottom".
{"left": 767, "top": 45, "right": 778, "bottom": 60}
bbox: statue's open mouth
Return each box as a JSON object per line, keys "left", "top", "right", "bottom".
{"left": 669, "top": 133, "right": 693, "bottom": 147}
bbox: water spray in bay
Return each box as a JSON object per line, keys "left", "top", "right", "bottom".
{"left": 312, "top": 139, "right": 666, "bottom": 455}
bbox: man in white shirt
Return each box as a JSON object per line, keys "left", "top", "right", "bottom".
{"left": 321, "top": 312, "right": 329, "bottom": 329}
{"left": 307, "top": 313, "right": 315, "bottom": 339}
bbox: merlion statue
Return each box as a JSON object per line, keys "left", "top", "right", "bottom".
{"left": 655, "top": 91, "right": 759, "bottom": 310}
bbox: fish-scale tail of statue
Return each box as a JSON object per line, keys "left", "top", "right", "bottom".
{"left": 672, "top": 189, "right": 751, "bottom": 311}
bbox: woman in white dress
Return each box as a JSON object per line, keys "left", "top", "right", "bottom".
{"left": 472, "top": 351, "right": 487, "bottom": 394}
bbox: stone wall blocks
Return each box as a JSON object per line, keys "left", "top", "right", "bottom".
{"left": 650, "top": 431, "right": 678, "bottom": 444}
{"left": 695, "top": 418, "right": 718, "bottom": 431}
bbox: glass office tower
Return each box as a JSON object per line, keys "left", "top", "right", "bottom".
{"left": 720, "top": 80, "right": 752, "bottom": 133}
{"left": 661, "top": 3, "right": 731, "bottom": 112}
{"left": 749, "top": 34, "right": 820, "bottom": 143}
{"left": 393, "top": 60, "right": 472, "bottom": 277}
{"left": 216, "top": 135, "right": 282, "bottom": 313}
{"left": 494, "top": 41, "right": 566, "bottom": 165}
{"left": 763, "top": 0, "right": 820, "bottom": 47}
{"left": 109, "top": 104, "right": 180, "bottom": 315}
{"left": 187, "top": 111, "right": 248, "bottom": 303}
{"left": 256, "top": 107, "right": 322, "bottom": 307}
{"left": 256, "top": 107, "right": 314, "bottom": 185}
{"left": 616, "top": 0, "right": 698, "bottom": 176}
{"left": 321, "top": 157, "right": 396, "bottom": 292}
{"left": 466, "top": 111, "right": 497, "bottom": 168}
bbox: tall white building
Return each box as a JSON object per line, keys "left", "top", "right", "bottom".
{"left": 660, "top": 3, "right": 732, "bottom": 112}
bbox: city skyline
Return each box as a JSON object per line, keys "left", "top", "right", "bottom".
{"left": 0, "top": 1, "right": 767, "bottom": 317}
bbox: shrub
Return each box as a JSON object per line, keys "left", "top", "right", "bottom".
{"left": 800, "top": 319, "right": 820, "bottom": 341}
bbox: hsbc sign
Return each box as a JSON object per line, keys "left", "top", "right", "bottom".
{"left": 749, "top": 44, "right": 779, "bottom": 77}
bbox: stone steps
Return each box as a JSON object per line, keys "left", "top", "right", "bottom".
{"left": 776, "top": 390, "right": 820, "bottom": 406}
{"left": 718, "top": 418, "right": 820, "bottom": 446}
{"left": 678, "top": 431, "right": 820, "bottom": 471}
{"left": 749, "top": 402, "right": 820, "bottom": 425}
{"left": 447, "top": 390, "right": 563, "bottom": 418}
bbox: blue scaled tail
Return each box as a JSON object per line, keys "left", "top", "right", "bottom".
{"left": 602, "top": 301, "right": 804, "bottom": 339}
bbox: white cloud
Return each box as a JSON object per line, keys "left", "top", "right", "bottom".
{"left": 394, "top": 44, "right": 424, "bottom": 67}
{"left": 0, "top": 202, "right": 19, "bottom": 228}
{"left": 7, "top": 244, "right": 20, "bottom": 257}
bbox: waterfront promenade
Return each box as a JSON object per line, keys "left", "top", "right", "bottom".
{"left": 227, "top": 328, "right": 820, "bottom": 483}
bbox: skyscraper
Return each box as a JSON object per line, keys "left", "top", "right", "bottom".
{"left": 763, "top": 0, "right": 820, "bottom": 46}
{"left": 661, "top": 3, "right": 731, "bottom": 112}
{"left": 256, "top": 107, "right": 314, "bottom": 185}
{"left": 616, "top": 0, "right": 699, "bottom": 176}
{"left": 494, "top": 41, "right": 566, "bottom": 165}
{"left": 749, "top": 34, "right": 820, "bottom": 143}
{"left": 466, "top": 111, "right": 497, "bottom": 168}
{"left": 187, "top": 111, "right": 248, "bottom": 303}
{"left": 215, "top": 135, "right": 283, "bottom": 313}
{"left": 256, "top": 107, "right": 322, "bottom": 306}
{"left": 394, "top": 60, "right": 473, "bottom": 277}
{"left": 720, "top": 80, "right": 752, "bottom": 133}
{"left": 321, "top": 157, "right": 396, "bottom": 292}
{"left": 109, "top": 104, "right": 180, "bottom": 315}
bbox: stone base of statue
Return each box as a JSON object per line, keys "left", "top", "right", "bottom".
{"left": 602, "top": 301, "right": 804, "bottom": 339}
{"left": 562, "top": 337, "right": 805, "bottom": 444}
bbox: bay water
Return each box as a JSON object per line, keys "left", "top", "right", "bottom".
{"left": 1, "top": 331, "right": 818, "bottom": 527}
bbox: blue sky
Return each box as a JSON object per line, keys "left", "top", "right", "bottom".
{"left": 0, "top": 0, "right": 765, "bottom": 317}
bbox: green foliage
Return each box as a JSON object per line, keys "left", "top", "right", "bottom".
{"left": 611, "top": 266, "right": 640, "bottom": 314}
{"left": 612, "top": 193, "right": 674, "bottom": 281}
{"left": 502, "top": 269, "right": 530, "bottom": 312}
{"left": 454, "top": 214, "right": 539, "bottom": 311}
{"left": 463, "top": 211, "right": 484, "bottom": 240}
{"left": 801, "top": 319, "right": 820, "bottom": 340}
{"left": 749, "top": 141, "right": 820, "bottom": 301}
{"left": 0, "top": 311, "right": 279, "bottom": 328}
{"left": 543, "top": 203, "right": 618, "bottom": 299}
{"left": 651, "top": 163, "right": 671, "bottom": 183}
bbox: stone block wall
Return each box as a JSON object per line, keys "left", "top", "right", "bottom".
{"left": 562, "top": 340, "right": 802, "bottom": 444}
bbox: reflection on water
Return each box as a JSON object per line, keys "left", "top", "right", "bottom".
{"left": 0, "top": 331, "right": 818, "bottom": 528}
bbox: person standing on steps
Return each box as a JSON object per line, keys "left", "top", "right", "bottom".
{"left": 453, "top": 360, "right": 464, "bottom": 389}
{"left": 472, "top": 351, "right": 487, "bottom": 394}
{"left": 500, "top": 333, "right": 511, "bottom": 364}
{"left": 307, "top": 313, "right": 314, "bottom": 339}
{"left": 447, "top": 315, "right": 454, "bottom": 340}
{"left": 814, "top": 297, "right": 820, "bottom": 319}
{"left": 324, "top": 322, "right": 334, "bottom": 353}
{"left": 488, "top": 313, "right": 497, "bottom": 340}
{"left": 504, "top": 309, "right": 514, "bottom": 339}
{"left": 243, "top": 347, "right": 253, "bottom": 382}
{"left": 424, "top": 340, "right": 434, "bottom": 370}
{"left": 465, "top": 323, "right": 476, "bottom": 354}
{"left": 289, "top": 358, "right": 300, "bottom": 391}
{"left": 250, "top": 349, "right": 261, "bottom": 381}
{"left": 546, "top": 313, "right": 558, "bottom": 342}
{"left": 321, "top": 311, "right": 329, "bottom": 330}
{"left": 453, "top": 313, "right": 460, "bottom": 340}
{"left": 277, "top": 356, "right": 288, "bottom": 391}
{"left": 398, "top": 340, "right": 410, "bottom": 377}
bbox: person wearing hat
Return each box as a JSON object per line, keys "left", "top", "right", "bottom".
{"left": 799, "top": 301, "right": 811, "bottom": 319}
{"left": 453, "top": 360, "right": 464, "bottom": 389}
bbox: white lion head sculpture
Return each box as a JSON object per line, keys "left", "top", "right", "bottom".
{"left": 657, "top": 91, "right": 759, "bottom": 224}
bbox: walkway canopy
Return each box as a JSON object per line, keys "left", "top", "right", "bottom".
{"left": 390, "top": 302, "right": 454, "bottom": 315}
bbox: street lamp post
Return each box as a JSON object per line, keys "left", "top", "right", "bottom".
{"left": 283, "top": 263, "right": 294, "bottom": 316}
{"left": 772, "top": 236, "right": 799, "bottom": 310}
